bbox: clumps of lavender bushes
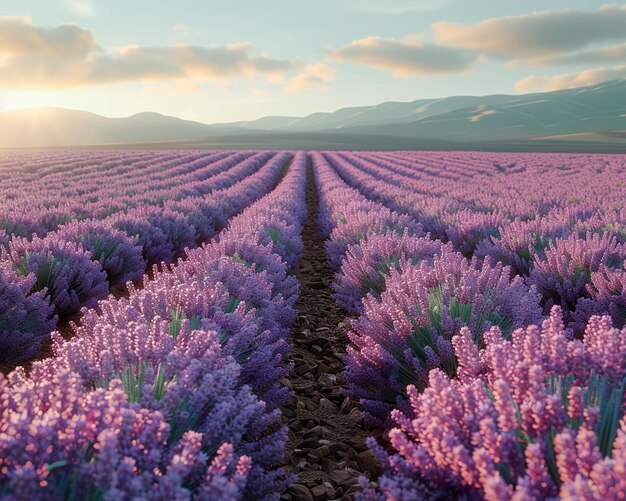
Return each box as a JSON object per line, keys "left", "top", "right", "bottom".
{"left": 360, "top": 307, "right": 626, "bottom": 500}
{"left": 528, "top": 232, "right": 626, "bottom": 335}
{"left": 2, "top": 339, "right": 263, "bottom": 499}
{"left": 0, "top": 151, "right": 290, "bottom": 365}
{"left": 1, "top": 234, "right": 109, "bottom": 316}
{"left": 0, "top": 267, "right": 56, "bottom": 363}
{"left": 475, "top": 215, "right": 570, "bottom": 276}
{"left": 109, "top": 209, "right": 179, "bottom": 266}
{"left": 332, "top": 232, "right": 450, "bottom": 314}
{"left": 445, "top": 209, "right": 503, "bottom": 258}
{"left": 313, "top": 151, "right": 542, "bottom": 426}
{"left": 0, "top": 152, "right": 306, "bottom": 499}
{"left": 345, "top": 250, "right": 543, "bottom": 426}
{"left": 55, "top": 220, "right": 146, "bottom": 288}
{"left": 312, "top": 151, "right": 626, "bottom": 499}
{"left": 326, "top": 208, "right": 424, "bottom": 271}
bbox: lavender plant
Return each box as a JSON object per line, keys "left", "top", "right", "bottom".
{"left": 56, "top": 219, "right": 146, "bottom": 288}
{"left": 364, "top": 307, "right": 626, "bottom": 500}
{"left": 164, "top": 196, "right": 226, "bottom": 241}
{"left": 333, "top": 232, "right": 449, "bottom": 314}
{"left": 0, "top": 210, "right": 44, "bottom": 240}
{"left": 1, "top": 235, "right": 109, "bottom": 316}
{"left": 0, "top": 230, "right": 8, "bottom": 251}
{"left": 528, "top": 232, "right": 626, "bottom": 334}
{"left": 226, "top": 216, "right": 304, "bottom": 269}
{"left": 199, "top": 237, "right": 300, "bottom": 305}
{"left": 345, "top": 251, "right": 542, "bottom": 426}
{"left": 575, "top": 266, "right": 626, "bottom": 329}
{"left": 0, "top": 362, "right": 264, "bottom": 499}
{"left": 109, "top": 212, "right": 175, "bottom": 266}
{"left": 326, "top": 208, "right": 424, "bottom": 270}
{"left": 475, "top": 216, "right": 569, "bottom": 276}
{"left": 175, "top": 253, "right": 297, "bottom": 334}
{"left": 0, "top": 267, "right": 57, "bottom": 363}
{"left": 445, "top": 209, "right": 502, "bottom": 258}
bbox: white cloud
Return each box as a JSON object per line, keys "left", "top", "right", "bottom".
{"left": 524, "top": 42, "right": 626, "bottom": 67}
{"left": 327, "top": 35, "right": 477, "bottom": 76}
{"left": 285, "top": 63, "right": 336, "bottom": 92}
{"left": 0, "top": 16, "right": 97, "bottom": 57}
{"left": 433, "top": 5, "right": 626, "bottom": 59}
{"left": 515, "top": 65, "right": 626, "bottom": 93}
{"left": 0, "top": 17, "right": 301, "bottom": 89}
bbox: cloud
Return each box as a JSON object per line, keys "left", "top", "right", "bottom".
{"left": 0, "top": 16, "right": 97, "bottom": 57}
{"left": 433, "top": 5, "right": 626, "bottom": 59}
{"left": 327, "top": 35, "right": 477, "bottom": 76}
{"left": 524, "top": 42, "right": 626, "bottom": 67}
{"left": 0, "top": 17, "right": 300, "bottom": 89}
{"left": 515, "top": 65, "right": 626, "bottom": 93}
{"left": 285, "top": 63, "right": 336, "bottom": 92}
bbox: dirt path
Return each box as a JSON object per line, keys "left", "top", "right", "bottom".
{"left": 281, "top": 159, "right": 379, "bottom": 501}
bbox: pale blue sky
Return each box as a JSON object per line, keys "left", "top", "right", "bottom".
{"left": 0, "top": 0, "right": 623, "bottom": 122}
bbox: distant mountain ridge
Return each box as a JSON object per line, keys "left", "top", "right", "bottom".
{"left": 0, "top": 107, "right": 215, "bottom": 148}
{"left": 222, "top": 79, "right": 626, "bottom": 142}
{"left": 1, "top": 79, "right": 625, "bottom": 149}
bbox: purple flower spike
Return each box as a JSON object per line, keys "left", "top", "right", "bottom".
{"left": 333, "top": 232, "right": 449, "bottom": 314}
{"left": 345, "top": 250, "right": 542, "bottom": 426}
{"left": 2, "top": 235, "right": 109, "bottom": 316}
{"left": 0, "top": 266, "right": 57, "bottom": 363}
{"left": 366, "top": 307, "right": 626, "bottom": 499}
{"left": 56, "top": 219, "right": 146, "bottom": 288}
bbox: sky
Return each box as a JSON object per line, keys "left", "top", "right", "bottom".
{"left": 0, "top": 0, "right": 625, "bottom": 123}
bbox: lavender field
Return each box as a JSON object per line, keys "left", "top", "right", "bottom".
{"left": 1, "top": 150, "right": 626, "bottom": 500}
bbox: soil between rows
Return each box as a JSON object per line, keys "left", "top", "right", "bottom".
{"left": 280, "top": 160, "right": 380, "bottom": 501}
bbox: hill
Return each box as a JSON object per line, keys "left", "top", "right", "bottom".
{"left": 1, "top": 79, "right": 625, "bottom": 150}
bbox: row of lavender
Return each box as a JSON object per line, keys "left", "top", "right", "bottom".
{"left": 0, "top": 152, "right": 291, "bottom": 363}
{"left": 0, "top": 152, "right": 307, "bottom": 499}
{"left": 324, "top": 151, "right": 626, "bottom": 339}
{"left": 312, "top": 151, "right": 626, "bottom": 499}
{"left": 0, "top": 151, "right": 255, "bottom": 239}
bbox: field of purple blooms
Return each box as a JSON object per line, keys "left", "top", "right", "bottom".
{"left": 1, "top": 149, "right": 626, "bottom": 500}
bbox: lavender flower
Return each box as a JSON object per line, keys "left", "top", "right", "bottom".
{"left": 0, "top": 365, "right": 262, "bottom": 499}
{"left": 0, "top": 230, "right": 10, "bottom": 251}
{"left": 56, "top": 219, "right": 146, "bottom": 288}
{"left": 0, "top": 210, "right": 44, "bottom": 240}
{"left": 1, "top": 235, "right": 109, "bottom": 316}
{"left": 345, "top": 251, "right": 542, "bottom": 426}
{"left": 326, "top": 208, "right": 424, "bottom": 270}
{"left": 164, "top": 196, "right": 225, "bottom": 241}
{"left": 199, "top": 237, "right": 300, "bottom": 306}
{"left": 0, "top": 266, "right": 57, "bottom": 363}
{"left": 445, "top": 209, "right": 502, "bottom": 258}
{"left": 109, "top": 211, "right": 175, "bottom": 266}
{"left": 475, "top": 216, "right": 569, "bottom": 276}
{"left": 575, "top": 266, "right": 626, "bottom": 329}
{"left": 529, "top": 232, "right": 626, "bottom": 334}
{"left": 175, "top": 252, "right": 297, "bottom": 334}
{"left": 333, "top": 232, "right": 449, "bottom": 314}
{"left": 366, "top": 307, "right": 626, "bottom": 500}
{"left": 226, "top": 217, "right": 304, "bottom": 269}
